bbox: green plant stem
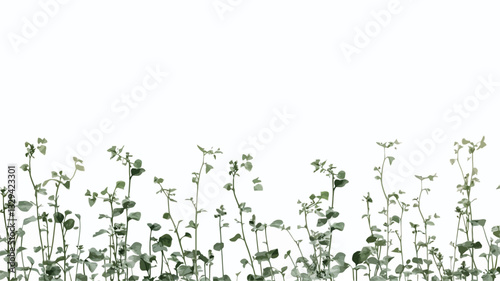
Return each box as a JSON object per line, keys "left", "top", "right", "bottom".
{"left": 396, "top": 199, "right": 405, "bottom": 281}
{"left": 194, "top": 154, "right": 206, "bottom": 281}
{"left": 381, "top": 152, "right": 390, "bottom": 276}
{"left": 286, "top": 253, "right": 299, "bottom": 281}
{"left": 327, "top": 179, "right": 336, "bottom": 272}
{"left": 59, "top": 221, "right": 68, "bottom": 281}
{"left": 452, "top": 212, "right": 462, "bottom": 276}
{"left": 28, "top": 157, "right": 46, "bottom": 266}
{"left": 254, "top": 231, "right": 263, "bottom": 275}
{"left": 108, "top": 191, "right": 120, "bottom": 281}
{"left": 218, "top": 215, "right": 225, "bottom": 277}
{"left": 413, "top": 226, "right": 421, "bottom": 281}
{"left": 481, "top": 226, "right": 492, "bottom": 270}
{"left": 48, "top": 183, "right": 60, "bottom": 259}
{"left": 286, "top": 228, "right": 306, "bottom": 268}
{"left": 264, "top": 226, "right": 275, "bottom": 281}
{"left": 231, "top": 174, "right": 257, "bottom": 276}
{"left": 430, "top": 252, "right": 443, "bottom": 280}
{"left": 417, "top": 180, "right": 429, "bottom": 281}
{"left": 124, "top": 162, "right": 132, "bottom": 281}
{"left": 469, "top": 153, "right": 477, "bottom": 274}
{"left": 74, "top": 216, "right": 82, "bottom": 280}
{"left": 159, "top": 184, "right": 187, "bottom": 266}
{"left": 303, "top": 211, "right": 319, "bottom": 271}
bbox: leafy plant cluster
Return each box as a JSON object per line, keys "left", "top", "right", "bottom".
{"left": 1, "top": 137, "right": 500, "bottom": 281}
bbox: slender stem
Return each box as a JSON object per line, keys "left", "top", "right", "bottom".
{"left": 124, "top": 162, "right": 132, "bottom": 280}
{"left": 48, "top": 183, "right": 60, "bottom": 259}
{"left": 159, "top": 185, "right": 187, "bottom": 265}
{"left": 452, "top": 212, "right": 462, "bottom": 274}
{"left": 74, "top": 216, "right": 82, "bottom": 280}
{"left": 255, "top": 231, "right": 263, "bottom": 275}
{"left": 264, "top": 226, "right": 275, "bottom": 281}
{"left": 149, "top": 229, "right": 153, "bottom": 256}
{"left": 303, "top": 211, "right": 318, "bottom": 270}
{"left": 231, "top": 174, "right": 257, "bottom": 275}
{"left": 218, "top": 215, "right": 225, "bottom": 276}
{"left": 327, "top": 178, "right": 336, "bottom": 271}
{"left": 28, "top": 157, "right": 46, "bottom": 265}
{"left": 194, "top": 154, "right": 206, "bottom": 280}
{"left": 59, "top": 221, "right": 68, "bottom": 281}
{"left": 286, "top": 229, "right": 306, "bottom": 261}
{"left": 417, "top": 180, "right": 429, "bottom": 281}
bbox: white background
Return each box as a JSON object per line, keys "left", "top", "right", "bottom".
{"left": 2, "top": 1, "right": 500, "bottom": 279}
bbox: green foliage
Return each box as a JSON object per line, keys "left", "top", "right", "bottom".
{"left": 6, "top": 137, "right": 500, "bottom": 281}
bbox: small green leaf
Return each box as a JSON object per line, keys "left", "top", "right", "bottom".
{"left": 147, "top": 223, "right": 161, "bottom": 231}
{"left": 112, "top": 208, "right": 124, "bottom": 217}
{"left": 230, "top": 234, "right": 242, "bottom": 242}
{"left": 38, "top": 145, "right": 47, "bottom": 155}
{"left": 116, "top": 181, "right": 126, "bottom": 189}
{"left": 93, "top": 229, "right": 108, "bottom": 237}
{"left": 492, "top": 226, "right": 500, "bottom": 238}
{"left": 159, "top": 234, "right": 172, "bottom": 247}
{"left": 332, "top": 222, "right": 345, "bottom": 231}
{"left": 64, "top": 219, "right": 75, "bottom": 230}
{"left": 63, "top": 181, "right": 70, "bottom": 189}
{"left": 243, "top": 162, "right": 253, "bottom": 171}
{"left": 205, "top": 164, "right": 213, "bottom": 174}
{"left": 471, "top": 219, "right": 486, "bottom": 227}
{"left": 317, "top": 218, "right": 327, "bottom": 227}
{"left": 130, "top": 242, "right": 142, "bottom": 255}
{"left": 320, "top": 191, "right": 329, "bottom": 200}
{"left": 88, "top": 248, "right": 104, "bottom": 262}
{"left": 18, "top": 201, "right": 33, "bottom": 212}
{"left": 131, "top": 168, "right": 146, "bottom": 176}
{"left": 54, "top": 212, "right": 64, "bottom": 223}
{"left": 128, "top": 212, "right": 141, "bottom": 221}
{"left": 387, "top": 156, "right": 395, "bottom": 165}
{"left": 334, "top": 179, "right": 349, "bottom": 188}
{"left": 23, "top": 216, "right": 37, "bottom": 225}
{"left": 270, "top": 220, "right": 283, "bottom": 228}
{"left": 213, "top": 243, "right": 224, "bottom": 251}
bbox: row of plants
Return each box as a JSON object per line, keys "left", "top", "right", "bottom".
{"left": 1, "top": 137, "right": 499, "bottom": 281}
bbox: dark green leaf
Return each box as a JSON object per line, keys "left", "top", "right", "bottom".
{"left": 64, "top": 219, "right": 75, "bottom": 230}
{"left": 214, "top": 243, "right": 224, "bottom": 251}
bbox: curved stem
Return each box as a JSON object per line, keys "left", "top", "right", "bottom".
{"left": 231, "top": 174, "right": 257, "bottom": 276}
